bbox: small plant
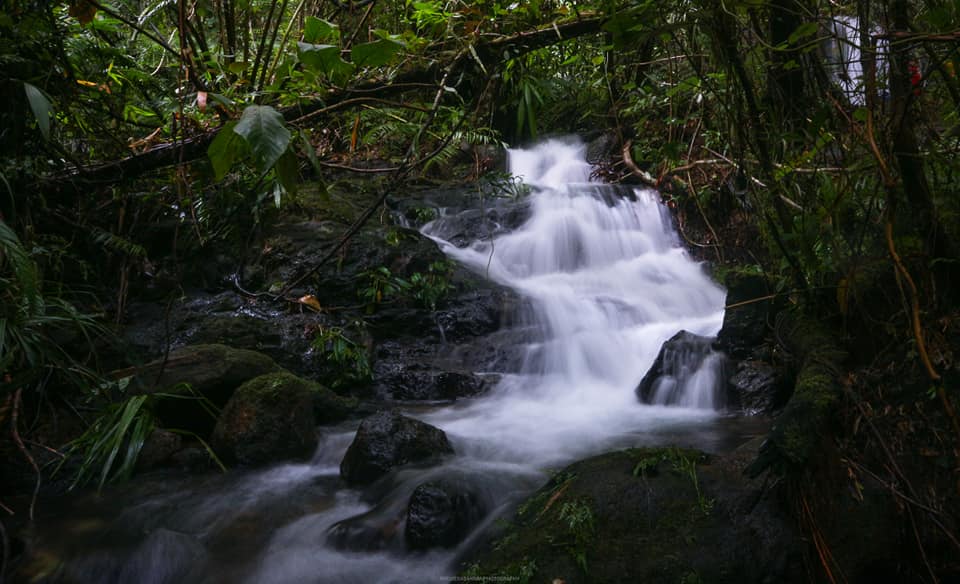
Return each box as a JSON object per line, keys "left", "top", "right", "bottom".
{"left": 311, "top": 323, "right": 372, "bottom": 388}
{"left": 357, "top": 266, "right": 410, "bottom": 313}
{"left": 559, "top": 499, "right": 595, "bottom": 574}
{"left": 669, "top": 450, "right": 714, "bottom": 515}
{"left": 408, "top": 260, "right": 454, "bottom": 310}
{"left": 62, "top": 379, "right": 224, "bottom": 490}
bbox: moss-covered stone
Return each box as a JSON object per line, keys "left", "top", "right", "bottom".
{"left": 461, "top": 445, "right": 803, "bottom": 584}
{"left": 747, "top": 314, "right": 847, "bottom": 476}
{"left": 212, "top": 371, "right": 354, "bottom": 466}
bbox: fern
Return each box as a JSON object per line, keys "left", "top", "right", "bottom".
{"left": 90, "top": 226, "right": 147, "bottom": 258}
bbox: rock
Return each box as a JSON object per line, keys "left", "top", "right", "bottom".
{"left": 326, "top": 508, "right": 405, "bottom": 553}
{"left": 461, "top": 443, "right": 804, "bottom": 584}
{"left": 212, "top": 371, "right": 340, "bottom": 466}
{"left": 716, "top": 272, "right": 771, "bottom": 360}
{"left": 340, "top": 411, "right": 454, "bottom": 486}
{"left": 727, "top": 359, "right": 788, "bottom": 414}
{"left": 121, "top": 344, "right": 280, "bottom": 436}
{"left": 636, "top": 330, "right": 723, "bottom": 407}
{"left": 372, "top": 341, "right": 491, "bottom": 401}
{"left": 406, "top": 479, "right": 487, "bottom": 550}
{"left": 135, "top": 429, "right": 183, "bottom": 472}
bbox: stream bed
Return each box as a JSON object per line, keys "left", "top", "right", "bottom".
{"left": 25, "top": 139, "right": 766, "bottom": 584}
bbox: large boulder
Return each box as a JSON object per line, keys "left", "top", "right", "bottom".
{"left": 406, "top": 479, "right": 487, "bottom": 550}
{"left": 340, "top": 411, "right": 454, "bottom": 486}
{"left": 636, "top": 330, "right": 724, "bottom": 408}
{"left": 461, "top": 442, "right": 804, "bottom": 584}
{"left": 125, "top": 344, "right": 279, "bottom": 402}
{"left": 121, "top": 344, "right": 279, "bottom": 436}
{"left": 212, "top": 371, "right": 352, "bottom": 466}
{"left": 716, "top": 272, "right": 771, "bottom": 360}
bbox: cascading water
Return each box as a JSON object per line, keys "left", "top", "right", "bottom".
{"left": 419, "top": 138, "right": 727, "bottom": 466}
{"left": 25, "top": 139, "right": 732, "bottom": 584}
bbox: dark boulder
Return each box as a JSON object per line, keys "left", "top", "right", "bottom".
{"left": 372, "top": 342, "right": 491, "bottom": 401}
{"left": 212, "top": 371, "right": 350, "bottom": 466}
{"left": 636, "top": 330, "right": 723, "bottom": 407}
{"left": 727, "top": 359, "right": 788, "bottom": 414}
{"left": 122, "top": 343, "right": 279, "bottom": 436}
{"left": 461, "top": 442, "right": 804, "bottom": 584}
{"left": 716, "top": 272, "right": 771, "bottom": 360}
{"left": 340, "top": 411, "right": 454, "bottom": 486}
{"left": 406, "top": 479, "right": 487, "bottom": 550}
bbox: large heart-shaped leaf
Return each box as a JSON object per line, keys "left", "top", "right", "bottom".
{"left": 24, "top": 82, "right": 52, "bottom": 140}
{"left": 298, "top": 42, "right": 355, "bottom": 85}
{"left": 233, "top": 106, "right": 290, "bottom": 173}
{"left": 350, "top": 37, "right": 403, "bottom": 68}
{"left": 208, "top": 121, "right": 248, "bottom": 180}
{"left": 304, "top": 16, "right": 340, "bottom": 44}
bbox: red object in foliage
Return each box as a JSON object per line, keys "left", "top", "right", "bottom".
{"left": 908, "top": 62, "right": 922, "bottom": 96}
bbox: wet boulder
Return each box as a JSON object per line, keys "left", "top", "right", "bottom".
{"left": 372, "top": 342, "right": 491, "bottom": 401}
{"left": 716, "top": 272, "right": 771, "bottom": 360}
{"left": 461, "top": 443, "right": 804, "bottom": 584}
{"left": 212, "top": 371, "right": 352, "bottom": 466}
{"left": 636, "top": 330, "right": 723, "bottom": 407}
{"left": 121, "top": 344, "right": 280, "bottom": 436}
{"left": 406, "top": 479, "right": 487, "bottom": 550}
{"left": 727, "top": 359, "right": 788, "bottom": 414}
{"left": 340, "top": 411, "right": 454, "bottom": 486}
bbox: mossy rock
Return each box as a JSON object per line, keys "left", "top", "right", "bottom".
{"left": 212, "top": 371, "right": 356, "bottom": 466}
{"left": 121, "top": 344, "right": 280, "bottom": 436}
{"left": 461, "top": 446, "right": 803, "bottom": 584}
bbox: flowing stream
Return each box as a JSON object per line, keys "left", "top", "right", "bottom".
{"left": 30, "top": 139, "right": 738, "bottom": 584}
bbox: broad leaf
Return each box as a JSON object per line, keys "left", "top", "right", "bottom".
{"left": 298, "top": 42, "right": 355, "bottom": 85}
{"left": 24, "top": 82, "right": 52, "bottom": 140}
{"left": 274, "top": 149, "right": 300, "bottom": 195}
{"left": 304, "top": 16, "right": 340, "bottom": 44}
{"left": 233, "top": 106, "right": 291, "bottom": 172}
{"left": 351, "top": 36, "right": 404, "bottom": 68}
{"left": 207, "top": 121, "right": 246, "bottom": 180}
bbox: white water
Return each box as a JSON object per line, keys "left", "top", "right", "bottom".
{"left": 823, "top": 16, "right": 889, "bottom": 106}
{"left": 33, "top": 140, "right": 732, "bottom": 584}
{"left": 420, "top": 138, "right": 727, "bottom": 467}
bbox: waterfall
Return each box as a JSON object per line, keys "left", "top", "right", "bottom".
{"left": 421, "top": 138, "right": 727, "bottom": 466}
{"left": 822, "top": 16, "right": 889, "bottom": 106}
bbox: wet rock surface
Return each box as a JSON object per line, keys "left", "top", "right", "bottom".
{"left": 340, "top": 411, "right": 455, "bottom": 486}
{"left": 636, "top": 330, "right": 721, "bottom": 405}
{"left": 461, "top": 441, "right": 804, "bottom": 584}
{"left": 406, "top": 479, "right": 487, "bottom": 550}
{"left": 727, "top": 359, "right": 789, "bottom": 414}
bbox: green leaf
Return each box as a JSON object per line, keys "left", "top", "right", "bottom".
{"left": 274, "top": 149, "right": 299, "bottom": 195}
{"left": 298, "top": 42, "right": 355, "bottom": 85}
{"left": 788, "top": 22, "right": 818, "bottom": 45}
{"left": 233, "top": 106, "right": 291, "bottom": 173}
{"left": 304, "top": 16, "right": 340, "bottom": 44}
{"left": 24, "top": 82, "right": 52, "bottom": 140}
{"left": 207, "top": 121, "right": 246, "bottom": 180}
{"left": 351, "top": 36, "right": 403, "bottom": 68}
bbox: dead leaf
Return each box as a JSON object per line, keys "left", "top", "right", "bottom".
{"left": 69, "top": 0, "right": 97, "bottom": 25}
{"left": 197, "top": 91, "right": 207, "bottom": 112}
{"left": 298, "top": 294, "right": 322, "bottom": 311}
